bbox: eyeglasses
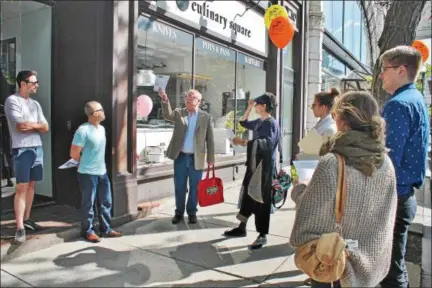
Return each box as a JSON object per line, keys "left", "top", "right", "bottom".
{"left": 93, "top": 108, "right": 104, "bottom": 113}
{"left": 25, "top": 80, "right": 39, "bottom": 85}
{"left": 380, "top": 64, "right": 407, "bottom": 73}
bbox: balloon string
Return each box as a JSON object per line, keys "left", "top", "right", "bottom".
{"left": 231, "top": 0, "right": 262, "bottom": 24}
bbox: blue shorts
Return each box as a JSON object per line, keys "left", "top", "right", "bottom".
{"left": 12, "top": 148, "right": 43, "bottom": 184}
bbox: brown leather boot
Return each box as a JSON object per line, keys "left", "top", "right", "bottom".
{"left": 103, "top": 230, "right": 122, "bottom": 238}
{"left": 85, "top": 233, "right": 101, "bottom": 243}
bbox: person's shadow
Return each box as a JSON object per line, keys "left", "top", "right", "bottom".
{"left": 54, "top": 246, "right": 150, "bottom": 287}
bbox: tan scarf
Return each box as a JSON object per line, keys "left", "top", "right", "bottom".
{"left": 319, "top": 130, "right": 386, "bottom": 176}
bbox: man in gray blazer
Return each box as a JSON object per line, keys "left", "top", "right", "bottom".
{"left": 158, "top": 88, "right": 215, "bottom": 224}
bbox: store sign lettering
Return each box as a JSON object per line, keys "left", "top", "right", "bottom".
{"left": 244, "top": 56, "right": 260, "bottom": 68}
{"left": 152, "top": 22, "right": 177, "bottom": 39}
{"left": 201, "top": 40, "right": 231, "bottom": 57}
{"left": 187, "top": 1, "right": 252, "bottom": 38}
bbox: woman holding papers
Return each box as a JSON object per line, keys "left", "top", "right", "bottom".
{"left": 290, "top": 91, "right": 397, "bottom": 287}
{"left": 224, "top": 93, "right": 280, "bottom": 250}
{"left": 297, "top": 88, "right": 340, "bottom": 160}
{"left": 311, "top": 87, "right": 340, "bottom": 137}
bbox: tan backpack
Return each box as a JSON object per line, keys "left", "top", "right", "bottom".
{"left": 294, "top": 154, "right": 349, "bottom": 283}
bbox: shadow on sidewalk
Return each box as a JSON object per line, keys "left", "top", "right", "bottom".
{"left": 46, "top": 232, "right": 297, "bottom": 287}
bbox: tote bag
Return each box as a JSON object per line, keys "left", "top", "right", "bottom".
{"left": 198, "top": 165, "right": 224, "bottom": 207}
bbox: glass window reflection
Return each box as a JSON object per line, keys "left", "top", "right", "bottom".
{"left": 343, "top": 1, "right": 362, "bottom": 60}
{"left": 136, "top": 16, "right": 193, "bottom": 167}
{"left": 323, "top": 1, "right": 344, "bottom": 43}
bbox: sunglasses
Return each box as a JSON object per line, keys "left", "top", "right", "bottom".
{"left": 25, "top": 80, "right": 39, "bottom": 85}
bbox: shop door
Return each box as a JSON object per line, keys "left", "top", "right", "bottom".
{"left": 280, "top": 74, "right": 294, "bottom": 168}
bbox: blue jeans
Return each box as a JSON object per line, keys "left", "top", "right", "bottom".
{"left": 381, "top": 193, "right": 417, "bottom": 288}
{"left": 77, "top": 173, "right": 113, "bottom": 235}
{"left": 174, "top": 153, "right": 203, "bottom": 216}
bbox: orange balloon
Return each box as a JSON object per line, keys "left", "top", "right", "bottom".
{"left": 269, "top": 16, "right": 295, "bottom": 49}
{"left": 412, "top": 40, "right": 430, "bottom": 63}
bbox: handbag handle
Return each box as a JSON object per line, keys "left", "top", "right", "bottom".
{"left": 334, "top": 154, "right": 347, "bottom": 225}
{"left": 205, "top": 164, "right": 216, "bottom": 179}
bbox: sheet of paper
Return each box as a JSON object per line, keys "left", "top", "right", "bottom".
{"left": 58, "top": 159, "right": 79, "bottom": 169}
{"left": 293, "top": 160, "right": 319, "bottom": 182}
{"left": 298, "top": 128, "right": 324, "bottom": 155}
{"left": 153, "top": 75, "right": 170, "bottom": 92}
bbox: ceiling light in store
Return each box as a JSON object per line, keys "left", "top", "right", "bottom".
{"left": 137, "top": 69, "right": 156, "bottom": 86}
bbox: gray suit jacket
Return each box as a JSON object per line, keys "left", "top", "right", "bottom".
{"left": 162, "top": 101, "right": 215, "bottom": 170}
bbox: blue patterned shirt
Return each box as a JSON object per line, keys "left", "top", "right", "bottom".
{"left": 382, "top": 83, "right": 430, "bottom": 197}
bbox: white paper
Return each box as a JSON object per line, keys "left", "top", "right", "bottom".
{"left": 58, "top": 159, "right": 79, "bottom": 169}
{"left": 298, "top": 128, "right": 324, "bottom": 155}
{"left": 153, "top": 75, "right": 170, "bottom": 92}
{"left": 293, "top": 160, "right": 319, "bottom": 182}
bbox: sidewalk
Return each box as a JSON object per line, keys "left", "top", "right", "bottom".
{"left": 0, "top": 183, "right": 308, "bottom": 287}
{"left": 0, "top": 180, "right": 428, "bottom": 287}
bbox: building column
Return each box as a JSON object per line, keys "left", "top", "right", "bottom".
{"left": 305, "top": 1, "right": 325, "bottom": 131}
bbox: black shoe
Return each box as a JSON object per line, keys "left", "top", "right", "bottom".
{"left": 250, "top": 235, "right": 267, "bottom": 250}
{"left": 188, "top": 215, "right": 198, "bottom": 224}
{"left": 14, "top": 228, "right": 26, "bottom": 243}
{"left": 224, "top": 227, "right": 247, "bottom": 237}
{"left": 172, "top": 215, "right": 183, "bottom": 224}
{"left": 24, "top": 218, "right": 42, "bottom": 231}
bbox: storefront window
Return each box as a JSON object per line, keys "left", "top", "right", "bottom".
{"left": 283, "top": 42, "right": 293, "bottom": 69}
{"left": 195, "top": 37, "right": 236, "bottom": 159}
{"left": 360, "top": 20, "right": 368, "bottom": 65}
{"left": 323, "top": 1, "right": 344, "bottom": 43}
{"left": 322, "top": 49, "right": 346, "bottom": 77}
{"left": 235, "top": 53, "right": 266, "bottom": 154}
{"left": 343, "top": 1, "right": 362, "bottom": 60}
{"left": 136, "top": 16, "right": 194, "bottom": 167}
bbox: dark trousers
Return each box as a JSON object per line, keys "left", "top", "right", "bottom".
{"left": 381, "top": 194, "right": 417, "bottom": 288}
{"left": 238, "top": 192, "right": 271, "bottom": 235}
{"left": 311, "top": 279, "right": 341, "bottom": 288}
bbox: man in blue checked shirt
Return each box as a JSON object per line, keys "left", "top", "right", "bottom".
{"left": 379, "top": 46, "right": 430, "bottom": 288}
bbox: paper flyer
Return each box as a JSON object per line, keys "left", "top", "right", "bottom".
{"left": 153, "top": 75, "right": 170, "bottom": 92}
{"left": 298, "top": 128, "right": 324, "bottom": 155}
{"left": 293, "top": 160, "right": 319, "bottom": 182}
{"left": 58, "top": 159, "right": 79, "bottom": 169}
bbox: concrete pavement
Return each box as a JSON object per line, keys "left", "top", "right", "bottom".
{"left": 0, "top": 181, "right": 427, "bottom": 287}
{"left": 0, "top": 182, "right": 308, "bottom": 287}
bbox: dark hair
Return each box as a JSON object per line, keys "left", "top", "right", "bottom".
{"left": 315, "top": 87, "right": 340, "bottom": 110}
{"left": 332, "top": 91, "right": 385, "bottom": 142}
{"left": 16, "top": 70, "right": 37, "bottom": 88}
{"left": 379, "top": 46, "right": 422, "bottom": 82}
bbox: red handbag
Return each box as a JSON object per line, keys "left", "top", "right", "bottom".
{"left": 198, "top": 165, "right": 224, "bottom": 207}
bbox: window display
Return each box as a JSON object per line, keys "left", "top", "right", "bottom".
{"left": 135, "top": 15, "right": 267, "bottom": 168}
{"left": 136, "top": 16, "right": 193, "bottom": 167}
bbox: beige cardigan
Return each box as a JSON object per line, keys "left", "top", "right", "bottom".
{"left": 290, "top": 153, "right": 397, "bottom": 287}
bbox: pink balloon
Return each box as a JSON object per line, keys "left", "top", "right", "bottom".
{"left": 136, "top": 95, "right": 153, "bottom": 117}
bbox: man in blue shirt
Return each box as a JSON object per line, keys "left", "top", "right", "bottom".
{"left": 70, "top": 101, "right": 122, "bottom": 243}
{"left": 380, "top": 46, "right": 430, "bottom": 288}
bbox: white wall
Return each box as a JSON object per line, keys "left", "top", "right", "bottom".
{"left": 1, "top": 3, "right": 52, "bottom": 197}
